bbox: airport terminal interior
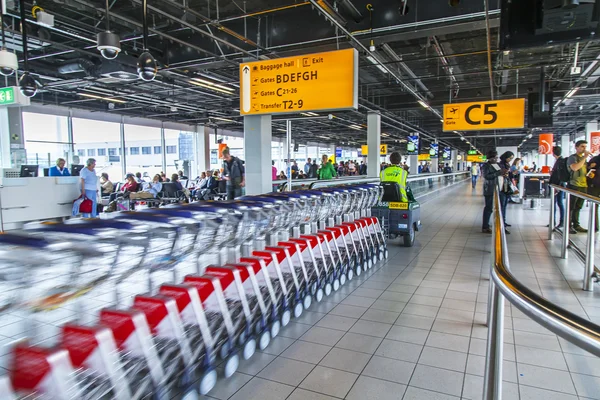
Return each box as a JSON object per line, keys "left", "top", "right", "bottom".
{"left": 0, "top": 0, "right": 599, "bottom": 399}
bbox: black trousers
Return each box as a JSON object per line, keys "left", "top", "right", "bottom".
{"left": 482, "top": 194, "right": 494, "bottom": 230}
{"left": 568, "top": 185, "right": 587, "bottom": 228}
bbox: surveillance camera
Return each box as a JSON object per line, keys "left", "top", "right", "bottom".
{"left": 108, "top": 102, "right": 115, "bottom": 110}
{"left": 0, "top": 49, "right": 17, "bottom": 76}
{"left": 97, "top": 31, "right": 121, "bottom": 60}
{"left": 19, "top": 72, "right": 38, "bottom": 97}
{"left": 328, "top": 114, "right": 333, "bottom": 120}
{"left": 137, "top": 51, "right": 157, "bottom": 81}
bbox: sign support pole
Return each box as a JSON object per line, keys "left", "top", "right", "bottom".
{"left": 286, "top": 120, "right": 292, "bottom": 192}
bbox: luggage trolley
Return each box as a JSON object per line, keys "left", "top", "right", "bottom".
{"left": 354, "top": 184, "right": 389, "bottom": 261}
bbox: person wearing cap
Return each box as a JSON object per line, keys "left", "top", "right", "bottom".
{"left": 380, "top": 152, "right": 408, "bottom": 202}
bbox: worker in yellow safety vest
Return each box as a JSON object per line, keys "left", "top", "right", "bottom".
{"left": 380, "top": 151, "right": 408, "bottom": 202}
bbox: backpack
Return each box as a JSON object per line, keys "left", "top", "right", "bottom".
{"left": 553, "top": 157, "right": 570, "bottom": 184}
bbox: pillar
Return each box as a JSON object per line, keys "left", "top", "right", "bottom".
{"left": 244, "top": 114, "right": 272, "bottom": 195}
{"left": 409, "top": 155, "right": 418, "bottom": 175}
{"left": 451, "top": 150, "right": 458, "bottom": 171}
{"left": 0, "top": 107, "right": 19, "bottom": 168}
{"left": 367, "top": 112, "right": 381, "bottom": 178}
{"left": 561, "top": 134, "right": 571, "bottom": 157}
{"left": 430, "top": 140, "right": 439, "bottom": 173}
{"left": 193, "top": 124, "right": 210, "bottom": 176}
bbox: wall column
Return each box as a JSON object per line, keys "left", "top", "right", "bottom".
{"left": 367, "top": 112, "right": 381, "bottom": 178}
{"left": 244, "top": 114, "right": 272, "bottom": 195}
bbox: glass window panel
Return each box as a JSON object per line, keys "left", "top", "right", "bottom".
{"left": 154, "top": 146, "right": 162, "bottom": 154}
{"left": 77, "top": 149, "right": 85, "bottom": 156}
{"left": 73, "top": 118, "right": 122, "bottom": 181}
{"left": 87, "top": 149, "right": 95, "bottom": 157}
{"left": 166, "top": 145, "right": 177, "bottom": 154}
{"left": 22, "top": 112, "right": 71, "bottom": 168}
{"left": 142, "top": 146, "right": 151, "bottom": 155}
{"left": 97, "top": 148, "right": 106, "bottom": 156}
{"left": 124, "top": 124, "right": 161, "bottom": 179}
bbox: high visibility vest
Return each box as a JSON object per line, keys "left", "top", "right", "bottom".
{"left": 380, "top": 166, "right": 408, "bottom": 202}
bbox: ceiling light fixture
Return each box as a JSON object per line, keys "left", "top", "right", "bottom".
{"left": 191, "top": 77, "right": 235, "bottom": 92}
{"left": 366, "top": 55, "right": 388, "bottom": 74}
{"left": 137, "top": 0, "right": 157, "bottom": 81}
{"left": 78, "top": 93, "right": 126, "bottom": 103}
{"left": 211, "top": 116, "right": 234, "bottom": 122}
{"left": 97, "top": 0, "right": 120, "bottom": 59}
{"left": 189, "top": 80, "right": 234, "bottom": 95}
{"left": 418, "top": 100, "right": 431, "bottom": 109}
{"left": 566, "top": 88, "right": 579, "bottom": 98}
{"left": 18, "top": 0, "right": 36, "bottom": 97}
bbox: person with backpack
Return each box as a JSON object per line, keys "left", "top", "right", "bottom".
{"left": 222, "top": 147, "right": 245, "bottom": 200}
{"left": 482, "top": 150, "right": 509, "bottom": 234}
{"left": 549, "top": 146, "right": 568, "bottom": 229}
{"left": 587, "top": 152, "right": 600, "bottom": 232}
{"left": 567, "top": 140, "right": 592, "bottom": 234}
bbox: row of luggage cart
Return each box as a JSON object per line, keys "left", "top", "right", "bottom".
{"left": 0, "top": 183, "right": 387, "bottom": 399}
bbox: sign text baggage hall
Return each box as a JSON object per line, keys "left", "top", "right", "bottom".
{"left": 240, "top": 48, "right": 358, "bottom": 115}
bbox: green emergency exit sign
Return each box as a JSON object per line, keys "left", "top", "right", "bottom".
{"left": 0, "top": 87, "right": 16, "bottom": 105}
{"left": 468, "top": 150, "right": 479, "bottom": 155}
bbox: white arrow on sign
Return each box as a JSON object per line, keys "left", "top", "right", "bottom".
{"left": 242, "top": 65, "right": 251, "bottom": 113}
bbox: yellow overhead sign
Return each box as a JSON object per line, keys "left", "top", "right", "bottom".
{"left": 418, "top": 154, "right": 430, "bottom": 161}
{"left": 360, "top": 145, "right": 388, "bottom": 155}
{"left": 466, "top": 155, "right": 487, "bottom": 162}
{"left": 443, "top": 99, "right": 525, "bottom": 131}
{"left": 240, "top": 48, "right": 358, "bottom": 115}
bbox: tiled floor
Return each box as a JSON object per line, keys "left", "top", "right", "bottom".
{"left": 203, "top": 182, "right": 600, "bottom": 400}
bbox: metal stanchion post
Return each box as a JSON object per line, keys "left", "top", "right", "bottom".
{"left": 562, "top": 192, "right": 571, "bottom": 259}
{"left": 549, "top": 187, "right": 555, "bottom": 240}
{"left": 584, "top": 202, "right": 596, "bottom": 292}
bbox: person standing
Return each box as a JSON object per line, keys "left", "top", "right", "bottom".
{"left": 498, "top": 151, "right": 515, "bottom": 233}
{"left": 318, "top": 155, "right": 337, "bottom": 180}
{"left": 222, "top": 147, "right": 245, "bottom": 200}
{"left": 549, "top": 146, "right": 568, "bottom": 229}
{"left": 304, "top": 158, "right": 312, "bottom": 175}
{"left": 482, "top": 151, "right": 508, "bottom": 234}
{"left": 272, "top": 161, "right": 278, "bottom": 181}
{"left": 567, "top": 140, "right": 591, "bottom": 234}
{"left": 49, "top": 158, "right": 70, "bottom": 177}
{"left": 471, "top": 163, "right": 480, "bottom": 188}
{"left": 79, "top": 158, "right": 99, "bottom": 218}
{"left": 587, "top": 151, "right": 600, "bottom": 232}
{"left": 308, "top": 159, "right": 319, "bottom": 178}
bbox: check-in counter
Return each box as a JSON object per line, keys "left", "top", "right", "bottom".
{"left": 0, "top": 176, "right": 80, "bottom": 231}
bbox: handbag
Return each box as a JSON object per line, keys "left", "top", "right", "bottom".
{"left": 78, "top": 196, "right": 93, "bottom": 214}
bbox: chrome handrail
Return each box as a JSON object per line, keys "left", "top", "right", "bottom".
{"left": 549, "top": 184, "right": 600, "bottom": 291}
{"left": 308, "top": 171, "right": 471, "bottom": 189}
{"left": 483, "top": 190, "right": 600, "bottom": 399}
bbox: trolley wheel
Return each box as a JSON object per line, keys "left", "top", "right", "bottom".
{"left": 270, "top": 320, "right": 281, "bottom": 338}
{"left": 198, "top": 368, "right": 218, "bottom": 396}
{"left": 333, "top": 279, "right": 340, "bottom": 292}
{"left": 281, "top": 309, "right": 292, "bottom": 327}
{"left": 325, "top": 283, "right": 333, "bottom": 296}
{"left": 219, "top": 341, "right": 231, "bottom": 360}
{"left": 347, "top": 269, "right": 354, "bottom": 281}
{"left": 223, "top": 352, "right": 240, "bottom": 378}
{"left": 242, "top": 337, "right": 257, "bottom": 360}
{"left": 294, "top": 302, "right": 303, "bottom": 318}
{"left": 303, "top": 295, "right": 312, "bottom": 310}
{"left": 316, "top": 288, "right": 324, "bottom": 303}
{"left": 258, "top": 330, "right": 271, "bottom": 350}
{"left": 340, "top": 273, "right": 347, "bottom": 286}
{"left": 372, "top": 253, "right": 377, "bottom": 266}
{"left": 182, "top": 388, "right": 198, "bottom": 400}
{"left": 404, "top": 228, "right": 415, "bottom": 247}
{"left": 310, "top": 282, "right": 318, "bottom": 296}
{"left": 355, "top": 266, "right": 362, "bottom": 277}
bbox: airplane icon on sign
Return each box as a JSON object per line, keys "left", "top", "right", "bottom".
{"left": 450, "top": 107, "right": 458, "bottom": 114}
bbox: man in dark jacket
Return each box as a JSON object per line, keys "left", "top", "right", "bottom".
{"left": 549, "top": 146, "right": 566, "bottom": 229}
{"left": 587, "top": 150, "right": 600, "bottom": 232}
{"left": 222, "top": 147, "right": 245, "bottom": 200}
{"left": 482, "top": 150, "right": 508, "bottom": 233}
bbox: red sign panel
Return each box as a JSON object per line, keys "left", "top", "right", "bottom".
{"left": 591, "top": 132, "right": 600, "bottom": 154}
{"left": 538, "top": 133, "right": 554, "bottom": 155}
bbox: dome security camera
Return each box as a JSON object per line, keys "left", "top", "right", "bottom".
{"left": 137, "top": 51, "right": 157, "bottom": 81}
{"left": 19, "top": 72, "right": 37, "bottom": 97}
{"left": 97, "top": 31, "right": 121, "bottom": 60}
{"left": 0, "top": 49, "right": 17, "bottom": 76}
